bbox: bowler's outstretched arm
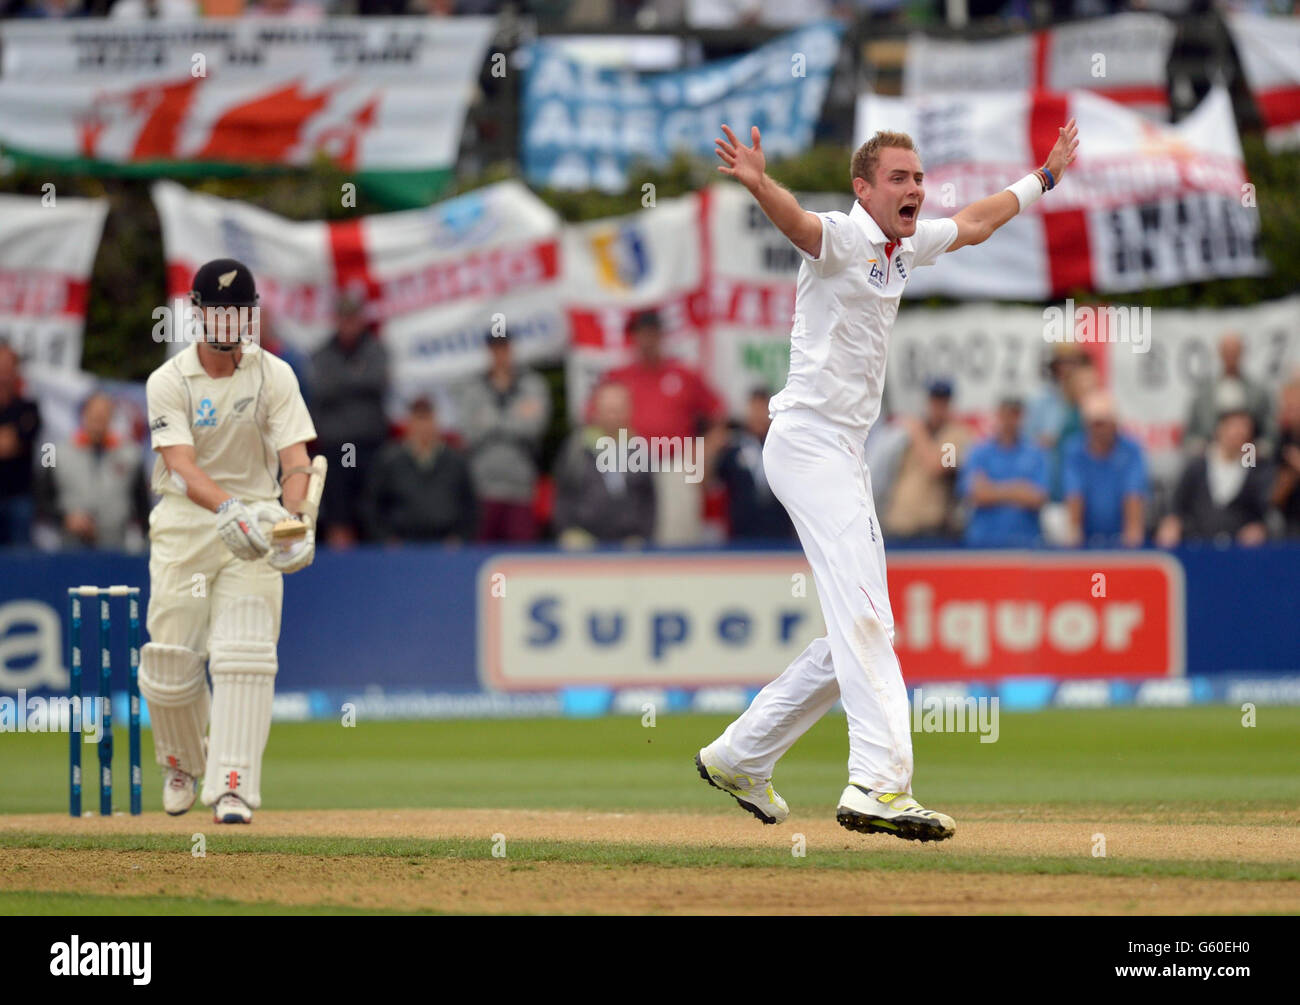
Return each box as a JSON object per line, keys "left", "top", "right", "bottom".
{"left": 715, "top": 124, "right": 823, "bottom": 257}
{"left": 949, "top": 117, "right": 1079, "bottom": 250}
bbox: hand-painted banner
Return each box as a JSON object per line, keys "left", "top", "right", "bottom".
{"left": 522, "top": 21, "right": 842, "bottom": 192}
{"left": 152, "top": 179, "right": 565, "bottom": 407}
{"left": 560, "top": 193, "right": 708, "bottom": 421}
{"left": 1225, "top": 12, "right": 1300, "bottom": 151}
{"left": 0, "top": 17, "right": 494, "bottom": 199}
{"left": 705, "top": 183, "right": 846, "bottom": 416}
{"left": 904, "top": 13, "right": 1175, "bottom": 118}
{"left": 0, "top": 194, "right": 108, "bottom": 370}
{"left": 854, "top": 86, "right": 1265, "bottom": 300}
{"left": 882, "top": 297, "right": 1300, "bottom": 484}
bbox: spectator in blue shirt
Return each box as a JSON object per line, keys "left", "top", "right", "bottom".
{"left": 960, "top": 397, "right": 1049, "bottom": 547}
{"left": 1062, "top": 390, "right": 1148, "bottom": 548}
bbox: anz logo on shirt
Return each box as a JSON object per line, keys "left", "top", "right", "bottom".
{"left": 194, "top": 398, "right": 218, "bottom": 428}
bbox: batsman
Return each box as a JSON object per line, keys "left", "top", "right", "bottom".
{"left": 141, "top": 258, "right": 325, "bottom": 824}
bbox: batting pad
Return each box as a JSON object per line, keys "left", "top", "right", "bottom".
{"left": 201, "top": 597, "right": 278, "bottom": 810}
{"left": 137, "top": 643, "right": 210, "bottom": 778}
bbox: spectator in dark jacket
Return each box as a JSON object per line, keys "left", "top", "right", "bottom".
{"left": 1184, "top": 333, "right": 1273, "bottom": 457}
{"left": 712, "top": 388, "right": 793, "bottom": 541}
{"left": 458, "top": 329, "right": 550, "bottom": 542}
{"left": 309, "top": 290, "right": 389, "bottom": 548}
{"left": 1271, "top": 372, "right": 1300, "bottom": 538}
{"left": 0, "top": 344, "right": 41, "bottom": 547}
{"left": 364, "top": 397, "right": 475, "bottom": 544}
{"left": 1157, "top": 402, "right": 1272, "bottom": 548}
{"left": 553, "top": 382, "right": 655, "bottom": 548}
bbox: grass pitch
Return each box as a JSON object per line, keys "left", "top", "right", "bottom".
{"left": 1, "top": 708, "right": 1297, "bottom": 915}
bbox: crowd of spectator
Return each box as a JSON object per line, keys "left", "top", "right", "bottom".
{"left": 4, "top": 300, "right": 1300, "bottom": 553}
{"left": 6, "top": 0, "right": 1291, "bottom": 24}
{"left": 864, "top": 334, "right": 1300, "bottom": 550}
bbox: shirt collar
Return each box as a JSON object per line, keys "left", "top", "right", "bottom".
{"left": 849, "top": 200, "right": 913, "bottom": 254}
{"left": 177, "top": 341, "right": 258, "bottom": 376}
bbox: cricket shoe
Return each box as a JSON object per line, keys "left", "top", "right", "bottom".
{"left": 835, "top": 784, "right": 955, "bottom": 842}
{"left": 162, "top": 767, "right": 198, "bottom": 816}
{"left": 695, "top": 746, "right": 789, "bottom": 825}
{"left": 213, "top": 793, "right": 252, "bottom": 825}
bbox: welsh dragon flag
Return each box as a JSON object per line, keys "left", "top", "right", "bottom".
{"left": 0, "top": 18, "right": 495, "bottom": 208}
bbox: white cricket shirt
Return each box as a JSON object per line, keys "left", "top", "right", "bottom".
{"left": 769, "top": 201, "right": 958, "bottom": 437}
{"left": 146, "top": 342, "right": 317, "bottom": 502}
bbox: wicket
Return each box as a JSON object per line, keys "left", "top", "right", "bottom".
{"left": 68, "top": 585, "right": 142, "bottom": 817}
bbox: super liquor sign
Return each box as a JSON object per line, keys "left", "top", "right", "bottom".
{"left": 478, "top": 552, "right": 1183, "bottom": 691}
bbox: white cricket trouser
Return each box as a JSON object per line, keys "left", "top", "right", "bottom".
{"left": 713, "top": 408, "right": 914, "bottom": 793}
{"left": 147, "top": 495, "right": 283, "bottom": 808}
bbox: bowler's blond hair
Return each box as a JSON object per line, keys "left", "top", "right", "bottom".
{"left": 851, "top": 131, "right": 917, "bottom": 186}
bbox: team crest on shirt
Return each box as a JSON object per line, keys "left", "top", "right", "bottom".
{"left": 896, "top": 257, "right": 908, "bottom": 281}
{"left": 233, "top": 396, "right": 254, "bottom": 415}
{"left": 195, "top": 398, "right": 217, "bottom": 428}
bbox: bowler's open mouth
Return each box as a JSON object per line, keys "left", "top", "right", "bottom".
{"left": 899, "top": 204, "right": 917, "bottom": 222}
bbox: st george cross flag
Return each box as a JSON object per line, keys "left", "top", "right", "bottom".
{"left": 854, "top": 86, "right": 1265, "bottom": 300}
{"left": 904, "top": 13, "right": 1175, "bottom": 120}
{"left": 1225, "top": 13, "right": 1300, "bottom": 152}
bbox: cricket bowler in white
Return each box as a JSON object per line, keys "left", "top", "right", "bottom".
{"left": 698, "top": 121, "right": 1079, "bottom": 841}
{"left": 141, "top": 259, "right": 321, "bottom": 824}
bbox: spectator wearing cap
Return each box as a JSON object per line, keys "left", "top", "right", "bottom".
{"left": 882, "top": 379, "right": 972, "bottom": 540}
{"left": 600, "top": 309, "right": 727, "bottom": 545}
{"left": 0, "top": 344, "right": 41, "bottom": 547}
{"left": 553, "top": 382, "right": 655, "bottom": 549}
{"left": 1157, "top": 391, "right": 1272, "bottom": 548}
{"left": 36, "top": 392, "right": 150, "bottom": 552}
{"left": 1025, "top": 344, "right": 1088, "bottom": 458}
{"left": 1271, "top": 371, "right": 1300, "bottom": 538}
{"left": 1062, "top": 390, "right": 1149, "bottom": 548}
{"left": 363, "top": 397, "right": 476, "bottom": 544}
{"left": 959, "top": 397, "right": 1049, "bottom": 547}
{"left": 458, "top": 329, "right": 551, "bottom": 542}
{"left": 1184, "top": 333, "right": 1272, "bottom": 457}
{"left": 309, "top": 290, "right": 389, "bottom": 548}
{"left": 710, "top": 388, "right": 794, "bottom": 541}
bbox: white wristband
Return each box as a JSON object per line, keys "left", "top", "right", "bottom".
{"left": 1005, "top": 173, "right": 1044, "bottom": 213}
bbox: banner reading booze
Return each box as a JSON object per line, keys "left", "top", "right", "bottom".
{"left": 478, "top": 551, "right": 1183, "bottom": 690}
{"left": 153, "top": 179, "right": 565, "bottom": 403}
{"left": 0, "top": 194, "right": 108, "bottom": 370}
{"left": 854, "top": 86, "right": 1264, "bottom": 299}
{"left": 0, "top": 18, "right": 494, "bottom": 204}
{"left": 884, "top": 297, "right": 1300, "bottom": 484}
{"left": 904, "top": 13, "right": 1175, "bottom": 118}
{"left": 522, "top": 21, "right": 842, "bottom": 192}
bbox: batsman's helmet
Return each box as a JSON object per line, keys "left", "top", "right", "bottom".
{"left": 190, "top": 258, "right": 258, "bottom": 352}
{"left": 190, "top": 258, "right": 259, "bottom": 308}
